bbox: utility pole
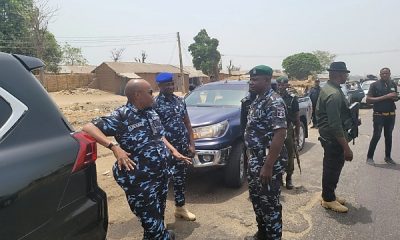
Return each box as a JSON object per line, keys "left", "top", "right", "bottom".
{"left": 177, "top": 32, "right": 186, "bottom": 93}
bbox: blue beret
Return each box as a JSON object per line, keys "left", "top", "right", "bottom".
{"left": 156, "top": 72, "right": 173, "bottom": 83}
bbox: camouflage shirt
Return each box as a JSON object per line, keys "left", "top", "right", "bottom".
{"left": 153, "top": 93, "right": 190, "bottom": 150}
{"left": 92, "top": 102, "right": 169, "bottom": 177}
{"left": 245, "top": 88, "right": 288, "bottom": 148}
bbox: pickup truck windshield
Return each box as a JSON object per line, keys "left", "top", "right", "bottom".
{"left": 186, "top": 88, "right": 247, "bottom": 107}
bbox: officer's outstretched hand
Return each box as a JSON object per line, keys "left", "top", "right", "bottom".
{"left": 260, "top": 164, "right": 273, "bottom": 185}
{"left": 112, "top": 146, "right": 135, "bottom": 171}
{"left": 172, "top": 150, "right": 192, "bottom": 165}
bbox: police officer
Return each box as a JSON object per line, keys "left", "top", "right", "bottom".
{"left": 366, "top": 68, "right": 398, "bottom": 165}
{"left": 309, "top": 79, "right": 321, "bottom": 128}
{"left": 153, "top": 72, "right": 197, "bottom": 221}
{"left": 244, "top": 65, "right": 288, "bottom": 240}
{"left": 316, "top": 62, "right": 353, "bottom": 213}
{"left": 82, "top": 79, "right": 191, "bottom": 240}
{"left": 276, "top": 76, "right": 300, "bottom": 190}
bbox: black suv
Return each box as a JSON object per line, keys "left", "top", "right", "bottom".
{"left": 0, "top": 53, "right": 108, "bottom": 240}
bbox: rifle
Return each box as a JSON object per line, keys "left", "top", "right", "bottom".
{"left": 345, "top": 102, "right": 361, "bottom": 145}
{"left": 291, "top": 127, "right": 302, "bottom": 174}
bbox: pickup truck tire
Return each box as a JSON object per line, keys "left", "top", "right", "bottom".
{"left": 297, "top": 121, "right": 306, "bottom": 151}
{"left": 224, "top": 141, "right": 246, "bottom": 188}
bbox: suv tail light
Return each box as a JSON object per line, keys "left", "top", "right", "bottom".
{"left": 71, "top": 132, "right": 98, "bottom": 173}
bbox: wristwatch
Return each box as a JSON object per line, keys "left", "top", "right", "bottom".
{"left": 107, "top": 142, "right": 119, "bottom": 150}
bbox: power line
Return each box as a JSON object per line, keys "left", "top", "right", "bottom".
{"left": 222, "top": 49, "right": 400, "bottom": 58}
{"left": 167, "top": 41, "right": 177, "bottom": 64}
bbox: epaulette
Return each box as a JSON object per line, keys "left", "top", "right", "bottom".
{"left": 241, "top": 96, "right": 250, "bottom": 103}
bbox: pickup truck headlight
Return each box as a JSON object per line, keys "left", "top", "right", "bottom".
{"left": 193, "top": 120, "right": 229, "bottom": 139}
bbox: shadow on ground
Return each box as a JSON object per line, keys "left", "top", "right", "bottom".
{"left": 325, "top": 203, "right": 373, "bottom": 225}
{"left": 167, "top": 169, "right": 248, "bottom": 205}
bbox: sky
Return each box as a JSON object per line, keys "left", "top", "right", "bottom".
{"left": 46, "top": 0, "right": 400, "bottom": 76}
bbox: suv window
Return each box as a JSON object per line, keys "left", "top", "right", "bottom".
{"left": 0, "top": 97, "right": 12, "bottom": 128}
{"left": 186, "top": 89, "right": 247, "bottom": 106}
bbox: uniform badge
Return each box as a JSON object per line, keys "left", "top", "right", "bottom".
{"left": 277, "top": 108, "right": 285, "bottom": 118}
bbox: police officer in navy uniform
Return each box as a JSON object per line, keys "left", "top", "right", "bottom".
{"left": 82, "top": 79, "right": 191, "bottom": 240}
{"left": 153, "top": 72, "right": 197, "bottom": 221}
{"left": 276, "top": 76, "right": 300, "bottom": 190}
{"left": 366, "top": 67, "right": 398, "bottom": 165}
{"left": 244, "top": 65, "right": 288, "bottom": 240}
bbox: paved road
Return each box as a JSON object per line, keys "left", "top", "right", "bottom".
{"left": 300, "top": 104, "right": 400, "bottom": 240}
{"left": 103, "top": 104, "right": 400, "bottom": 240}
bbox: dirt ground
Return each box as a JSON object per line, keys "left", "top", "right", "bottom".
{"left": 50, "top": 88, "right": 361, "bottom": 240}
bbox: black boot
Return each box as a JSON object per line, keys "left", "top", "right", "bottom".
{"left": 286, "top": 174, "right": 294, "bottom": 190}
{"left": 244, "top": 231, "right": 267, "bottom": 240}
{"left": 244, "top": 217, "right": 267, "bottom": 240}
{"left": 167, "top": 230, "right": 175, "bottom": 240}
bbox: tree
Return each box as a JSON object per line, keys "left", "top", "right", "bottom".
{"left": 61, "top": 43, "right": 87, "bottom": 65}
{"left": 188, "top": 29, "right": 221, "bottom": 80}
{"left": 312, "top": 50, "right": 336, "bottom": 73}
{"left": 110, "top": 48, "right": 125, "bottom": 62}
{"left": 0, "top": 0, "right": 35, "bottom": 55}
{"left": 282, "top": 52, "right": 322, "bottom": 80}
{"left": 226, "top": 60, "right": 240, "bottom": 75}
{"left": 42, "top": 31, "right": 62, "bottom": 73}
{"left": 0, "top": 0, "right": 62, "bottom": 73}
{"left": 134, "top": 50, "right": 147, "bottom": 63}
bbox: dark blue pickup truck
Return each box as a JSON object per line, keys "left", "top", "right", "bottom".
{"left": 185, "top": 80, "right": 312, "bottom": 188}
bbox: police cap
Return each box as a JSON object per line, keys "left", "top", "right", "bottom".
{"left": 276, "top": 76, "right": 289, "bottom": 84}
{"left": 156, "top": 72, "right": 173, "bottom": 83}
{"left": 249, "top": 65, "right": 273, "bottom": 77}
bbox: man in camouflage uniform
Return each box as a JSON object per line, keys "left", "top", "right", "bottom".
{"left": 276, "top": 76, "right": 300, "bottom": 190}
{"left": 153, "top": 72, "right": 197, "bottom": 221}
{"left": 244, "top": 65, "right": 288, "bottom": 240}
{"left": 82, "top": 79, "right": 191, "bottom": 240}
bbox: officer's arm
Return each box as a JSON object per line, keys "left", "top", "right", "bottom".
{"left": 162, "top": 137, "right": 192, "bottom": 164}
{"left": 325, "top": 95, "right": 351, "bottom": 153}
{"left": 366, "top": 83, "right": 395, "bottom": 103}
{"left": 83, "top": 123, "right": 113, "bottom": 148}
{"left": 83, "top": 123, "right": 135, "bottom": 170}
{"left": 264, "top": 128, "right": 286, "bottom": 169}
{"left": 183, "top": 113, "right": 195, "bottom": 149}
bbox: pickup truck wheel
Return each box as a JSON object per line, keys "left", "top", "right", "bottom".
{"left": 297, "top": 121, "right": 306, "bottom": 152}
{"left": 224, "top": 142, "right": 245, "bottom": 188}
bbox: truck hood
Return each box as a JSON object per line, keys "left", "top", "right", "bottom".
{"left": 187, "top": 106, "right": 239, "bottom": 127}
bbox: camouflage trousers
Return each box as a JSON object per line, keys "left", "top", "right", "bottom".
{"left": 247, "top": 154, "right": 283, "bottom": 240}
{"left": 169, "top": 147, "right": 189, "bottom": 207}
{"left": 113, "top": 163, "right": 171, "bottom": 240}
